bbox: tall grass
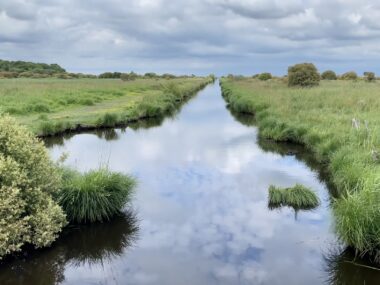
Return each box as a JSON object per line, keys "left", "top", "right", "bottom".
{"left": 268, "top": 184, "right": 320, "bottom": 210}
{"left": 0, "top": 77, "right": 213, "bottom": 136}
{"left": 58, "top": 168, "right": 136, "bottom": 223}
{"left": 221, "top": 77, "right": 380, "bottom": 262}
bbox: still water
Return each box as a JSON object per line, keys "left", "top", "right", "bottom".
{"left": 1, "top": 82, "right": 379, "bottom": 284}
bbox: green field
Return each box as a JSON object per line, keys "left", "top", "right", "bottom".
{"left": 0, "top": 77, "right": 212, "bottom": 136}
{"left": 221, "top": 78, "right": 380, "bottom": 261}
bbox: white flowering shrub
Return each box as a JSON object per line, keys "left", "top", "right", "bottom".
{"left": 0, "top": 115, "right": 67, "bottom": 259}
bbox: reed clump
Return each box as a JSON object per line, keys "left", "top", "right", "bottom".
{"left": 268, "top": 184, "right": 320, "bottom": 209}
{"left": 57, "top": 168, "right": 136, "bottom": 224}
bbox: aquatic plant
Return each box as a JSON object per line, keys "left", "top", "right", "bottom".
{"left": 268, "top": 185, "right": 284, "bottom": 207}
{"left": 0, "top": 115, "right": 67, "bottom": 259}
{"left": 58, "top": 168, "right": 136, "bottom": 223}
{"left": 97, "top": 113, "right": 119, "bottom": 127}
{"left": 268, "top": 184, "right": 320, "bottom": 210}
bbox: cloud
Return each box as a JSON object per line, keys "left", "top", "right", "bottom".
{"left": 213, "top": 0, "right": 304, "bottom": 19}
{"left": 0, "top": 0, "right": 380, "bottom": 74}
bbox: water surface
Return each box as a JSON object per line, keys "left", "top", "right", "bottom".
{"left": 1, "top": 82, "right": 379, "bottom": 284}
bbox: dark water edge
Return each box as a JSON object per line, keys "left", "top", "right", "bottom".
{"left": 1, "top": 81, "right": 380, "bottom": 285}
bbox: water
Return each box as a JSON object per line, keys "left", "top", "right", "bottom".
{"left": 1, "top": 81, "right": 379, "bottom": 284}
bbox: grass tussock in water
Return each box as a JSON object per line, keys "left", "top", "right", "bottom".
{"left": 57, "top": 167, "right": 136, "bottom": 224}
{"left": 268, "top": 184, "right": 320, "bottom": 210}
{"left": 220, "top": 77, "right": 380, "bottom": 262}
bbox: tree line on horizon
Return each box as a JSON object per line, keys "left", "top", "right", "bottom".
{"left": 0, "top": 59, "right": 205, "bottom": 80}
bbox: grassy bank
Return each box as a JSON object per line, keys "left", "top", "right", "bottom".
{"left": 0, "top": 77, "right": 213, "bottom": 136}
{"left": 220, "top": 78, "right": 380, "bottom": 262}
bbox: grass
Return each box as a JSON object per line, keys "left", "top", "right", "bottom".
{"left": 57, "top": 167, "right": 136, "bottom": 224}
{"left": 220, "top": 77, "right": 380, "bottom": 262}
{"left": 0, "top": 77, "right": 213, "bottom": 136}
{"left": 268, "top": 184, "right": 320, "bottom": 210}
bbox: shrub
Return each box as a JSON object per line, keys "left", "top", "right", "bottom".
{"left": 364, "top": 72, "right": 376, "bottom": 82}
{"left": 258, "top": 73, "right": 272, "bottom": 81}
{"left": 0, "top": 72, "right": 18, "bottom": 78}
{"left": 288, "top": 63, "right": 320, "bottom": 87}
{"left": 341, "top": 71, "right": 358, "bottom": 80}
{"left": 57, "top": 168, "right": 136, "bottom": 223}
{"left": 0, "top": 115, "right": 67, "bottom": 259}
{"left": 98, "top": 72, "right": 121, "bottom": 79}
{"left": 144, "top": 72, "right": 158, "bottom": 78}
{"left": 161, "top": 73, "right": 176, "bottom": 79}
{"left": 120, "top": 72, "right": 138, "bottom": 81}
{"left": 321, "top": 70, "right": 337, "bottom": 80}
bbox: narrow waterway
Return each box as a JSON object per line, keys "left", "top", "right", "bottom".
{"left": 1, "top": 81, "right": 379, "bottom": 285}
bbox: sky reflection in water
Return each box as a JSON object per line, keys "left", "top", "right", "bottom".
{"left": 1, "top": 82, "right": 365, "bottom": 285}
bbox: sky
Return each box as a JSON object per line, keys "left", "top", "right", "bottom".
{"left": 1, "top": 0, "right": 380, "bottom": 75}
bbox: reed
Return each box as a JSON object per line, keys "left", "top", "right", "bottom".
{"left": 58, "top": 167, "right": 136, "bottom": 223}
{"left": 268, "top": 184, "right": 320, "bottom": 210}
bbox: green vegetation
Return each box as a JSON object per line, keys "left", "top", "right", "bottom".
{"left": 0, "top": 115, "right": 67, "bottom": 259}
{"left": 0, "top": 115, "right": 140, "bottom": 259}
{"left": 120, "top": 71, "right": 138, "bottom": 81}
{"left": 268, "top": 184, "right": 320, "bottom": 209}
{"left": 364, "top": 72, "right": 376, "bottom": 82}
{"left": 321, "top": 70, "right": 337, "bottom": 80}
{"left": 341, "top": 71, "right": 358, "bottom": 80}
{"left": 98, "top": 72, "right": 122, "bottom": 79}
{"left": 221, "top": 76, "right": 380, "bottom": 262}
{"left": 0, "top": 59, "right": 65, "bottom": 74}
{"left": 58, "top": 168, "right": 136, "bottom": 224}
{"left": 288, "top": 63, "right": 320, "bottom": 87}
{"left": 0, "top": 77, "right": 212, "bottom": 136}
{"left": 258, "top": 73, "right": 272, "bottom": 81}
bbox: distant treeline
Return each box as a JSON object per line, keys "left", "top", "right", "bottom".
{"left": 0, "top": 59, "right": 206, "bottom": 80}
{"left": 0, "top": 59, "right": 67, "bottom": 78}
{"left": 98, "top": 71, "right": 201, "bottom": 80}
{"left": 225, "top": 68, "right": 376, "bottom": 83}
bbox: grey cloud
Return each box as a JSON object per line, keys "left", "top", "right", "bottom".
{"left": 214, "top": 0, "right": 305, "bottom": 19}
{"left": 1, "top": 0, "right": 380, "bottom": 74}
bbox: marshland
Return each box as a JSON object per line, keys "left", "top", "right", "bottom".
{"left": 2, "top": 1, "right": 380, "bottom": 283}
{"left": 0, "top": 76, "right": 212, "bottom": 136}
{"left": 1, "top": 65, "right": 380, "bottom": 284}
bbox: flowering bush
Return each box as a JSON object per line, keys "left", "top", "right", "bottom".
{"left": 0, "top": 115, "right": 67, "bottom": 259}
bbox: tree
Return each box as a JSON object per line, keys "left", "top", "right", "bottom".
{"left": 258, "top": 73, "right": 272, "bottom": 81}
{"left": 341, "top": 71, "right": 358, "bottom": 80}
{"left": 120, "top": 71, "right": 138, "bottom": 81}
{"left": 321, "top": 70, "right": 337, "bottom": 80}
{"left": 364, "top": 72, "right": 376, "bottom": 82}
{"left": 288, "top": 63, "right": 320, "bottom": 87}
